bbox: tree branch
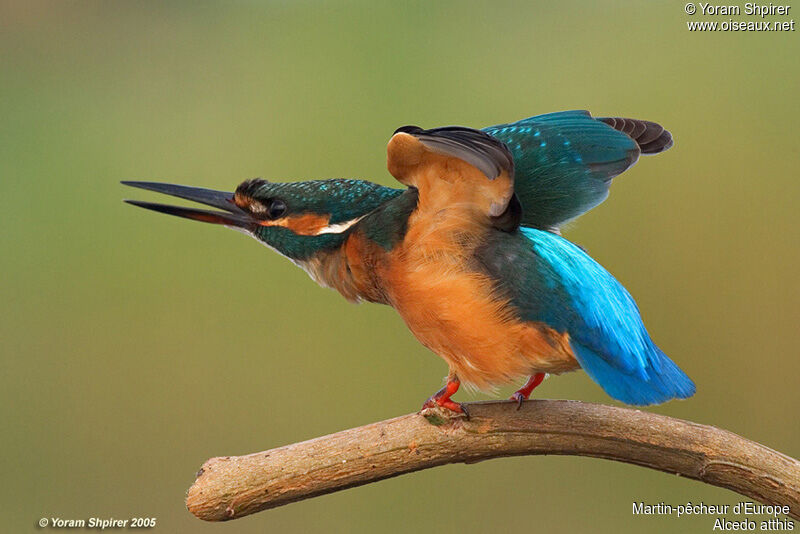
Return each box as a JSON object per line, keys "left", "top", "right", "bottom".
{"left": 186, "top": 400, "right": 800, "bottom": 521}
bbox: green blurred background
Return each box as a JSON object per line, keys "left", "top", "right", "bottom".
{"left": 2, "top": 1, "right": 798, "bottom": 532}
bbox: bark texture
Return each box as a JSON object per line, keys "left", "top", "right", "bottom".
{"left": 186, "top": 400, "right": 800, "bottom": 522}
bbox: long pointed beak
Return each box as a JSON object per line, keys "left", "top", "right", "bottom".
{"left": 121, "top": 181, "right": 253, "bottom": 228}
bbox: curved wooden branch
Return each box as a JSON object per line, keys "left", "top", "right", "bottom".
{"left": 186, "top": 400, "right": 800, "bottom": 522}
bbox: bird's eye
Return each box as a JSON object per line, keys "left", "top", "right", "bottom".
{"left": 267, "top": 199, "right": 287, "bottom": 219}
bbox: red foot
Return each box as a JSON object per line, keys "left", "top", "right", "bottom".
{"left": 421, "top": 377, "right": 469, "bottom": 418}
{"left": 510, "top": 373, "right": 546, "bottom": 410}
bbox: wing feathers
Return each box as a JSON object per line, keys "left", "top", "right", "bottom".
{"left": 639, "top": 130, "right": 674, "bottom": 154}
{"left": 484, "top": 111, "right": 674, "bottom": 229}
{"left": 513, "top": 228, "right": 695, "bottom": 404}
{"left": 393, "top": 126, "right": 514, "bottom": 181}
{"left": 598, "top": 117, "right": 673, "bottom": 154}
{"left": 387, "top": 125, "right": 519, "bottom": 231}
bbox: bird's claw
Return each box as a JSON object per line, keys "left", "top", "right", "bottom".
{"left": 421, "top": 397, "right": 470, "bottom": 420}
{"left": 510, "top": 373, "right": 545, "bottom": 410}
{"left": 510, "top": 391, "right": 526, "bottom": 410}
{"left": 420, "top": 377, "right": 469, "bottom": 419}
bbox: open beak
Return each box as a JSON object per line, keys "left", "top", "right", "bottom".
{"left": 122, "top": 181, "right": 254, "bottom": 228}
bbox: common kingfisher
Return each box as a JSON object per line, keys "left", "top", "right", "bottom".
{"left": 123, "top": 110, "right": 695, "bottom": 415}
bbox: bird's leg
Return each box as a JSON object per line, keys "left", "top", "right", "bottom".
{"left": 421, "top": 375, "right": 469, "bottom": 418}
{"left": 510, "top": 373, "right": 546, "bottom": 409}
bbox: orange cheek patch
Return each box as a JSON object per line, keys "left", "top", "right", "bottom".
{"left": 233, "top": 192, "right": 261, "bottom": 212}
{"left": 257, "top": 213, "right": 331, "bottom": 235}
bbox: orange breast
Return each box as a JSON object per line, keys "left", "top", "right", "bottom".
{"left": 377, "top": 189, "right": 578, "bottom": 391}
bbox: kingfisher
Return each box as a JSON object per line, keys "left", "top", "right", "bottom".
{"left": 123, "top": 110, "right": 695, "bottom": 415}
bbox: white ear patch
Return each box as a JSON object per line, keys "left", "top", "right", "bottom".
{"left": 312, "top": 215, "right": 365, "bottom": 235}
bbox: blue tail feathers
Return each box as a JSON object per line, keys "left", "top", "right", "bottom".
{"left": 571, "top": 341, "right": 696, "bottom": 405}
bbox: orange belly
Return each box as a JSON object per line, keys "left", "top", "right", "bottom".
{"left": 385, "top": 265, "right": 578, "bottom": 390}
{"left": 377, "top": 201, "right": 579, "bottom": 391}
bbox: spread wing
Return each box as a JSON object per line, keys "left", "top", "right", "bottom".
{"left": 387, "top": 125, "right": 521, "bottom": 231}
{"left": 483, "top": 110, "right": 673, "bottom": 230}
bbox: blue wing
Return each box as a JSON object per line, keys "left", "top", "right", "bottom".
{"left": 476, "top": 227, "right": 695, "bottom": 405}
{"left": 483, "top": 110, "right": 673, "bottom": 230}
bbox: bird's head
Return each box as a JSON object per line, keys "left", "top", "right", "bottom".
{"left": 123, "top": 178, "right": 402, "bottom": 261}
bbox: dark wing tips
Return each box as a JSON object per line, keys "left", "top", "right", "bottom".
{"left": 398, "top": 125, "right": 514, "bottom": 180}
{"left": 631, "top": 121, "right": 664, "bottom": 144}
{"left": 639, "top": 128, "right": 673, "bottom": 154}
{"left": 393, "top": 125, "right": 424, "bottom": 135}
{"left": 599, "top": 117, "right": 674, "bottom": 155}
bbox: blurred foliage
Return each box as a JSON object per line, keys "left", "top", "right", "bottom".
{"left": 1, "top": 1, "right": 798, "bottom": 532}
